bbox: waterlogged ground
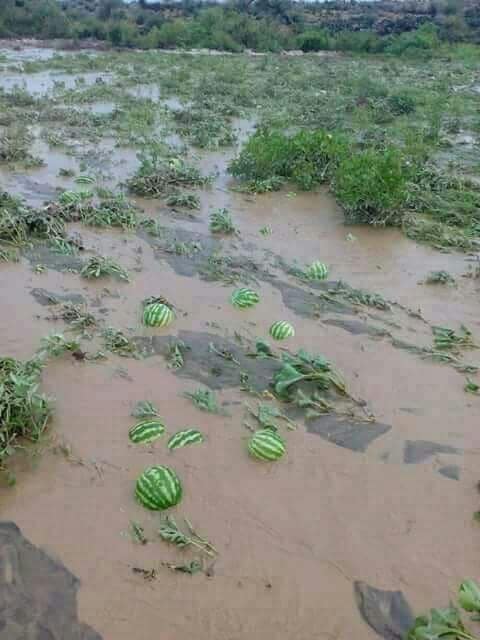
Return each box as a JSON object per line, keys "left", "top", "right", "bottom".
{"left": 1, "top": 44, "right": 480, "bottom": 640}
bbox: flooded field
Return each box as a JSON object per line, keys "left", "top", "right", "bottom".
{"left": 0, "top": 44, "right": 479, "bottom": 640}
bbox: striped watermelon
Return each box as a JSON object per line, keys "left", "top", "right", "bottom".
{"left": 269, "top": 321, "right": 295, "bottom": 340}
{"left": 231, "top": 288, "right": 260, "bottom": 309}
{"left": 307, "top": 261, "right": 329, "bottom": 280}
{"left": 248, "top": 429, "right": 286, "bottom": 462}
{"left": 143, "top": 303, "right": 175, "bottom": 328}
{"left": 168, "top": 429, "right": 204, "bottom": 450}
{"left": 135, "top": 465, "right": 182, "bottom": 510}
{"left": 129, "top": 420, "right": 165, "bottom": 444}
{"left": 75, "top": 175, "right": 95, "bottom": 185}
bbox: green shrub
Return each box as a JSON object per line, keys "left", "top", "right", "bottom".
{"left": 334, "top": 147, "right": 411, "bottom": 225}
{"left": 229, "top": 129, "right": 347, "bottom": 190}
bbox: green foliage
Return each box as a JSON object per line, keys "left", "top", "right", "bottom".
{"left": 229, "top": 129, "right": 346, "bottom": 191}
{"left": 408, "top": 579, "right": 480, "bottom": 640}
{"left": 128, "top": 151, "right": 209, "bottom": 198}
{"left": 131, "top": 400, "right": 159, "bottom": 418}
{"left": 80, "top": 194, "right": 138, "bottom": 229}
{"left": 209, "top": 208, "right": 236, "bottom": 235}
{"left": 0, "top": 356, "right": 51, "bottom": 465}
{"left": 81, "top": 255, "right": 129, "bottom": 281}
{"left": 185, "top": 388, "right": 220, "bottom": 414}
{"left": 334, "top": 147, "right": 411, "bottom": 226}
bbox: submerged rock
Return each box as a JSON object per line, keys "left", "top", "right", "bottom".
{"left": 404, "top": 440, "right": 460, "bottom": 464}
{"left": 354, "top": 581, "right": 414, "bottom": 640}
{"left": 0, "top": 521, "right": 102, "bottom": 639}
{"left": 306, "top": 415, "right": 391, "bottom": 452}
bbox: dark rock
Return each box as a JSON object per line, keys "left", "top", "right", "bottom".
{"left": 23, "top": 244, "right": 84, "bottom": 273}
{"left": 306, "top": 415, "right": 391, "bottom": 452}
{"left": 30, "top": 288, "right": 85, "bottom": 307}
{"left": 132, "top": 330, "right": 278, "bottom": 391}
{"left": 404, "top": 440, "right": 460, "bottom": 464}
{"left": 438, "top": 465, "right": 460, "bottom": 481}
{"left": 0, "top": 521, "right": 102, "bottom": 639}
{"left": 354, "top": 581, "right": 414, "bottom": 640}
{"left": 323, "top": 317, "right": 390, "bottom": 337}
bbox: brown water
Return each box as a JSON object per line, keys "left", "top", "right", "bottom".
{"left": 1, "top": 46, "right": 480, "bottom": 640}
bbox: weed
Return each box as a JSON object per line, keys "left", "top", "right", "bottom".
{"left": 465, "top": 378, "right": 479, "bottom": 394}
{"left": 166, "top": 192, "right": 200, "bottom": 210}
{"left": 103, "top": 328, "right": 137, "bottom": 357}
{"left": 166, "top": 341, "right": 187, "bottom": 370}
{"left": 49, "top": 303, "right": 95, "bottom": 332}
{"left": 38, "top": 334, "right": 80, "bottom": 359}
{"left": 432, "top": 325, "right": 476, "bottom": 352}
{"left": 81, "top": 256, "right": 129, "bottom": 281}
{"left": 334, "top": 147, "right": 410, "bottom": 226}
{"left": 185, "top": 388, "right": 220, "bottom": 413}
{"left": 130, "top": 521, "right": 148, "bottom": 545}
{"left": 128, "top": 152, "right": 210, "bottom": 198}
{"left": 81, "top": 195, "right": 138, "bottom": 230}
{"left": 139, "top": 218, "right": 165, "bottom": 237}
{"left": 0, "top": 356, "right": 51, "bottom": 465}
{"left": 131, "top": 400, "right": 159, "bottom": 418}
{"left": 408, "top": 579, "right": 480, "bottom": 640}
{"left": 158, "top": 515, "right": 217, "bottom": 557}
{"left": 425, "top": 270, "right": 455, "bottom": 285}
{"left": 209, "top": 208, "right": 236, "bottom": 235}
{"left": 327, "top": 282, "right": 391, "bottom": 310}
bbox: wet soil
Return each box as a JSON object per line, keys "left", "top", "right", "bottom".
{"left": 1, "top": 46, "right": 480, "bottom": 640}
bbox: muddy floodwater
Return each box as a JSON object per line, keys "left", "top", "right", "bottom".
{"left": 1, "top": 45, "right": 480, "bottom": 640}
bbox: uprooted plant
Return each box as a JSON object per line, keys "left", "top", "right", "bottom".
{"left": 209, "top": 208, "right": 237, "bottom": 235}
{"left": 408, "top": 579, "right": 480, "bottom": 640}
{"left": 127, "top": 147, "right": 210, "bottom": 198}
{"left": 81, "top": 256, "right": 129, "bottom": 282}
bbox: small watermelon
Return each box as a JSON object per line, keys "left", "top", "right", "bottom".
{"left": 129, "top": 420, "right": 165, "bottom": 444}
{"left": 269, "top": 321, "right": 295, "bottom": 340}
{"left": 307, "top": 261, "right": 329, "bottom": 280}
{"left": 248, "top": 429, "right": 286, "bottom": 462}
{"left": 143, "top": 303, "right": 175, "bottom": 328}
{"left": 135, "top": 465, "right": 182, "bottom": 510}
{"left": 231, "top": 288, "right": 260, "bottom": 309}
{"left": 168, "top": 429, "right": 204, "bottom": 450}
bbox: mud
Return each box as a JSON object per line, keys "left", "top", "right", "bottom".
{"left": 1, "top": 45, "right": 480, "bottom": 640}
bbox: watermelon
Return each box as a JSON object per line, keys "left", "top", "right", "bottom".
{"left": 269, "top": 321, "right": 295, "bottom": 340}
{"left": 129, "top": 420, "right": 165, "bottom": 444}
{"left": 231, "top": 288, "right": 260, "bottom": 309}
{"left": 135, "top": 465, "right": 182, "bottom": 510}
{"left": 307, "top": 261, "right": 329, "bottom": 280}
{"left": 143, "top": 303, "right": 174, "bottom": 328}
{"left": 248, "top": 429, "right": 286, "bottom": 462}
{"left": 168, "top": 429, "right": 204, "bottom": 450}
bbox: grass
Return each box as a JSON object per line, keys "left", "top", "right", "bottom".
{"left": 425, "top": 270, "right": 455, "bottom": 285}
{"left": 81, "top": 256, "right": 130, "bottom": 281}
{"left": 209, "top": 208, "right": 236, "bottom": 235}
{"left": 0, "top": 356, "right": 51, "bottom": 466}
{"left": 165, "top": 192, "right": 200, "bottom": 210}
{"left": 128, "top": 150, "right": 210, "bottom": 198}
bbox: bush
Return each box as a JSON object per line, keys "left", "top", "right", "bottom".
{"left": 333, "top": 147, "right": 411, "bottom": 225}
{"left": 229, "top": 129, "right": 347, "bottom": 190}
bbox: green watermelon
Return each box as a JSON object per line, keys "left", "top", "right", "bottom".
{"left": 129, "top": 420, "right": 165, "bottom": 444}
{"left": 143, "top": 303, "right": 174, "bottom": 328}
{"left": 135, "top": 465, "right": 182, "bottom": 510}
{"left": 231, "top": 288, "right": 260, "bottom": 309}
{"left": 168, "top": 429, "right": 204, "bottom": 450}
{"left": 307, "top": 261, "right": 329, "bottom": 280}
{"left": 248, "top": 429, "right": 286, "bottom": 462}
{"left": 269, "top": 321, "right": 295, "bottom": 340}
